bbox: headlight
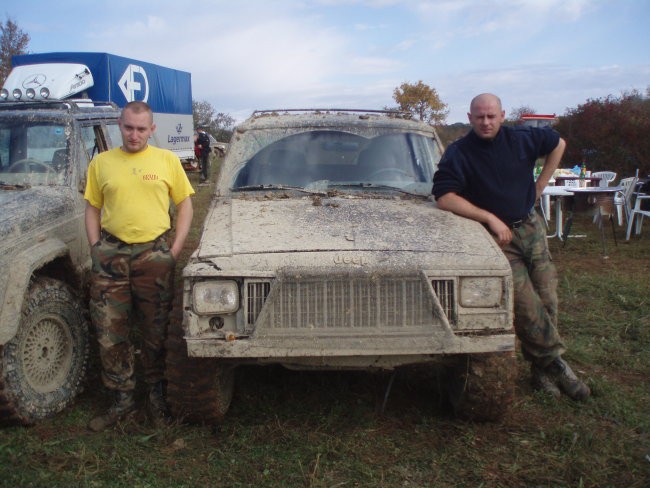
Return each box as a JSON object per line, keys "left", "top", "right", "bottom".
{"left": 459, "top": 277, "right": 502, "bottom": 308}
{"left": 192, "top": 280, "right": 239, "bottom": 314}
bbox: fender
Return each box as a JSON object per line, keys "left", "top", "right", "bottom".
{"left": 0, "top": 238, "right": 70, "bottom": 344}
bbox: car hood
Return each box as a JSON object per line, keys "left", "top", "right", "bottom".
{"left": 195, "top": 196, "right": 505, "bottom": 266}
{"left": 0, "top": 186, "right": 76, "bottom": 242}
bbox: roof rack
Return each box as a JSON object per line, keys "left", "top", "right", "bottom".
{"left": 0, "top": 99, "right": 118, "bottom": 112}
{"left": 252, "top": 108, "right": 410, "bottom": 116}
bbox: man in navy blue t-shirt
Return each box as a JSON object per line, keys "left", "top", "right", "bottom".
{"left": 433, "top": 93, "right": 590, "bottom": 401}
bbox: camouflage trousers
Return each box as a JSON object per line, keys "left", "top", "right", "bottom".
{"left": 500, "top": 211, "right": 566, "bottom": 367}
{"left": 89, "top": 231, "right": 176, "bottom": 391}
{"left": 200, "top": 151, "right": 210, "bottom": 181}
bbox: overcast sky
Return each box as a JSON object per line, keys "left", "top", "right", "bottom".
{"left": 6, "top": 0, "right": 649, "bottom": 123}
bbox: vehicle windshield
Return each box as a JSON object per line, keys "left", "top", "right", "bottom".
{"left": 231, "top": 130, "right": 438, "bottom": 195}
{"left": 0, "top": 121, "right": 68, "bottom": 186}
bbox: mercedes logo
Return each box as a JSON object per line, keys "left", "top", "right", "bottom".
{"left": 22, "top": 74, "right": 47, "bottom": 88}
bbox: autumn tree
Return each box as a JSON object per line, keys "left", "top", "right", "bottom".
{"left": 507, "top": 105, "right": 537, "bottom": 125}
{"left": 436, "top": 123, "right": 470, "bottom": 147}
{"left": 212, "top": 112, "right": 236, "bottom": 142}
{"left": 392, "top": 81, "right": 448, "bottom": 125}
{"left": 193, "top": 99, "right": 216, "bottom": 129}
{"left": 555, "top": 90, "right": 650, "bottom": 178}
{"left": 0, "top": 17, "right": 30, "bottom": 85}
{"left": 192, "top": 99, "right": 236, "bottom": 142}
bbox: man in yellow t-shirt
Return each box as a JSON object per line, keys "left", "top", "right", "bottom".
{"left": 84, "top": 101, "right": 195, "bottom": 431}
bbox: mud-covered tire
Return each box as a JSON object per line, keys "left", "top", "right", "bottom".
{"left": 0, "top": 277, "right": 89, "bottom": 425}
{"left": 446, "top": 352, "right": 517, "bottom": 422}
{"left": 165, "top": 317, "right": 234, "bottom": 424}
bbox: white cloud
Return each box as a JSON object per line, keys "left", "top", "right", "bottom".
{"left": 437, "top": 62, "right": 650, "bottom": 123}
{"left": 393, "top": 39, "right": 416, "bottom": 51}
{"left": 12, "top": 0, "right": 646, "bottom": 126}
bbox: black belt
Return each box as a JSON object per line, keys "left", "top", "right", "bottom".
{"left": 508, "top": 210, "right": 535, "bottom": 229}
{"left": 100, "top": 229, "right": 127, "bottom": 244}
{"left": 100, "top": 229, "right": 168, "bottom": 245}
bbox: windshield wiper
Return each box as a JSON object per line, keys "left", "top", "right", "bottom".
{"left": 330, "top": 182, "right": 423, "bottom": 197}
{"left": 232, "top": 184, "right": 327, "bottom": 196}
{"left": 0, "top": 181, "right": 30, "bottom": 190}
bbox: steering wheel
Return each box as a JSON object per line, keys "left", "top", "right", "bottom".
{"left": 7, "top": 158, "right": 55, "bottom": 173}
{"left": 368, "top": 168, "right": 412, "bottom": 181}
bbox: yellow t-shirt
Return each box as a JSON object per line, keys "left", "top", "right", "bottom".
{"left": 84, "top": 145, "right": 195, "bottom": 243}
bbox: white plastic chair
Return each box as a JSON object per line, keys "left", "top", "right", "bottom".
{"left": 614, "top": 176, "right": 638, "bottom": 226}
{"left": 591, "top": 171, "right": 618, "bottom": 224}
{"left": 626, "top": 190, "right": 650, "bottom": 240}
{"left": 592, "top": 171, "right": 617, "bottom": 187}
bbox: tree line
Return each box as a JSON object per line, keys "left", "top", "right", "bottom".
{"left": 1, "top": 16, "right": 647, "bottom": 178}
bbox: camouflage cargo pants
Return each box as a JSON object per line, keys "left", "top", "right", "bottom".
{"left": 500, "top": 211, "right": 566, "bottom": 367}
{"left": 89, "top": 231, "right": 176, "bottom": 391}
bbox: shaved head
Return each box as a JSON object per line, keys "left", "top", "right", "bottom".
{"left": 470, "top": 93, "right": 502, "bottom": 113}
{"left": 468, "top": 93, "right": 505, "bottom": 140}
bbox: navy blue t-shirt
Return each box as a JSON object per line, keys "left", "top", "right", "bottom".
{"left": 432, "top": 125, "right": 560, "bottom": 225}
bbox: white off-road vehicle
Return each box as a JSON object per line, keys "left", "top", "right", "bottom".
{"left": 168, "top": 109, "right": 516, "bottom": 422}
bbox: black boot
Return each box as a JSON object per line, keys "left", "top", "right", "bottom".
{"left": 545, "top": 357, "right": 591, "bottom": 401}
{"left": 531, "top": 363, "right": 561, "bottom": 399}
{"left": 88, "top": 390, "right": 136, "bottom": 432}
{"left": 148, "top": 381, "right": 172, "bottom": 426}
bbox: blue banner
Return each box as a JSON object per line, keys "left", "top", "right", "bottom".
{"left": 12, "top": 52, "right": 192, "bottom": 115}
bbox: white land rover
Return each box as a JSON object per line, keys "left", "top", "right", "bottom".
{"left": 166, "top": 109, "right": 517, "bottom": 423}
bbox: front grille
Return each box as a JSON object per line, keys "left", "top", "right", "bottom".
{"left": 246, "top": 281, "right": 271, "bottom": 326}
{"left": 431, "top": 279, "right": 456, "bottom": 326}
{"left": 246, "top": 273, "right": 441, "bottom": 332}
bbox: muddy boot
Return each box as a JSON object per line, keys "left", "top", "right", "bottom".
{"left": 148, "top": 381, "right": 172, "bottom": 427}
{"left": 88, "top": 390, "right": 136, "bottom": 432}
{"left": 531, "top": 363, "right": 561, "bottom": 399}
{"left": 545, "top": 357, "right": 591, "bottom": 401}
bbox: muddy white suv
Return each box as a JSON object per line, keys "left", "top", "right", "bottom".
{"left": 168, "top": 109, "right": 516, "bottom": 422}
{"left": 0, "top": 100, "right": 122, "bottom": 425}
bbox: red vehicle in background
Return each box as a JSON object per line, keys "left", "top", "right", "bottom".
{"left": 521, "top": 113, "right": 557, "bottom": 128}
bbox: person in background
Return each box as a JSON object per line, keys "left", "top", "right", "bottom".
{"left": 196, "top": 127, "right": 212, "bottom": 182}
{"left": 193, "top": 132, "right": 202, "bottom": 170}
{"left": 432, "top": 93, "right": 590, "bottom": 402}
{"left": 84, "top": 101, "right": 195, "bottom": 431}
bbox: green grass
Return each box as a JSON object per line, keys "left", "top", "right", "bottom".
{"left": 1, "top": 169, "right": 649, "bottom": 487}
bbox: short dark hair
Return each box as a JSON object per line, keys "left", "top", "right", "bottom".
{"left": 121, "top": 101, "right": 153, "bottom": 123}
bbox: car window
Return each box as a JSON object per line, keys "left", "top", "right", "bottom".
{"left": 0, "top": 121, "right": 68, "bottom": 185}
{"left": 105, "top": 123, "right": 122, "bottom": 149}
{"left": 80, "top": 125, "right": 100, "bottom": 162}
{"left": 232, "top": 130, "right": 438, "bottom": 193}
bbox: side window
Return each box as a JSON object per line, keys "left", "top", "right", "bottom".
{"left": 80, "top": 125, "right": 99, "bottom": 163}
{"left": 0, "top": 127, "right": 10, "bottom": 170}
{"left": 78, "top": 124, "right": 110, "bottom": 192}
{"left": 106, "top": 123, "right": 122, "bottom": 149}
